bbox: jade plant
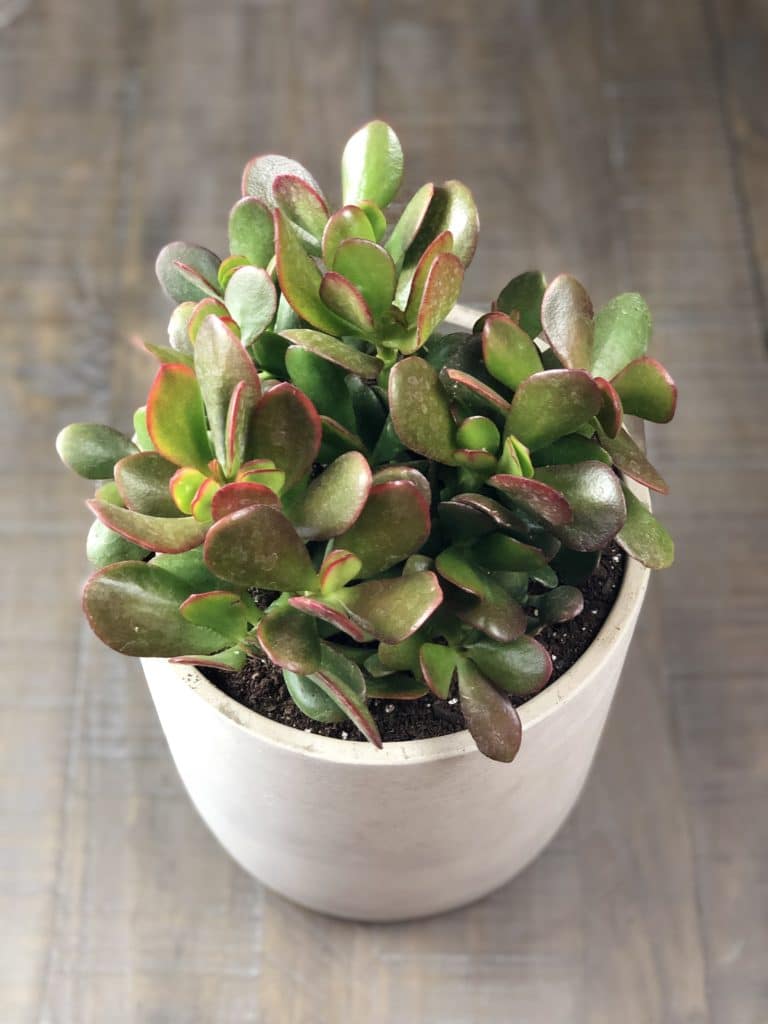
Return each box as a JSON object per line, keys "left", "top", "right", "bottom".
{"left": 57, "top": 121, "right": 676, "bottom": 762}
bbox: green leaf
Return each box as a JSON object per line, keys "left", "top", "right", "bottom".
{"left": 594, "top": 376, "right": 623, "bottom": 438}
{"left": 321, "top": 205, "right": 375, "bottom": 266}
{"left": 347, "top": 377, "right": 387, "bottom": 450}
{"left": 218, "top": 256, "right": 250, "bottom": 292}
{"left": 223, "top": 266, "right": 278, "bottom": 346}
{"left": 288, "top": 596, "right": 368, "bottom": 642}
{"left": 210, "top": 481, "right": 280, "bottom": 521}
{"left": 274, "top": 209, "right": 350, "bottom": 335}
{"left": 530, "top": 585, "right": 584, "bottom": 628}
{"left": 133, "top": 407, "right": 153, "bottom": 452}
{"left": 340, "top": 572, "right": 443, "bottom": 645}
{"left": 87, "top": 499, "right": 208, "bottom": 554}
{"left": 596, "top": 425, "right": 670, "bottom": 494}
{"left": 257, "top": 604, "right": 321, "bottom": 673}
{"left": 167, "top": 302, "right": 195, "bottom": 355}
{"left": 466, "top": 636, "right": 552, "bottom": 698}
{"left": 438, "top": 493, "right": 526, "bottom": 539}
{"left": 471, "top": 534, "right": 549, "bottom": 573}
{"left": 495, "top": 271, "right": 547, "bottom": 340}
{"left": 403, "top": 230, "right": 454, "bottom": 321}
{"left": 56, "top": 423, "right": 137, "bottom": 480}
{"left": 341, "top": 120, "right": 403, "bottom": 209}
{"left": 488, "top": 474, "right": 573, "bottom": 527}
{"left": 283, "top": 669, "right": 347, "bottom": 723}
{"left": 241, "top": 152, "right": 325, "bottom": 207}
{"left": 155, "top": 242, "right": 221, "bottom": 304}
{"left": 251, "top": 330, "right": 289, "bottom": 377}
{"left": 436, "top": 548, "right": 526, "bottom": 643}
{"left": 204, "top": 505, "right": 318, "bottom": 591}
{"left": 292, "top": 451, "right": 372, "bottom": 541}
{"left": 169, "top": 466, "right": 207, "bottom": 514}
{"left": 150, "top": 547, "right": 225, "bottom": 593}
{"left": 319, "top": 549, "right": 363, "bottom": 594}
{"left": 281, "top": 328, "right": 382, "bottom": 379}
{"left": 285, "top": 347, "right": 356, "bottom": 432}
{"left": 189, "top": 478, "right": 219, "bottom": 523}
{"left": 534, "top": 462, "right": 627, "bottom": 551}
{"left": 319, "top": 415, "right": 367, "bottom": 461}
{"left": 86, "top": 519, "right": 148, "bottom": 568}
{"left": 540, "top": 274, "right": 594, "bottom": 370}
{"left": 309, "top": 643, "right": 382, "bottom": 747}
{"left": 591, "top": 293, "right": 652, "bottom": 380}
{"left": 531, "top": 434, "right": 611, "bottom": 467}
{"left": 371, "top": 464, "right": 431, "bottom": 505}
{"left": 440, "top": 368, "right": 510, "bottom": 422}
{"left": 386, "top": 182, "right": 435, "bottom": 269}
{"left": 359, "top": 200, "right": 387, "bottom": 241}
{"left": 273, "top": 173, "right": 329, "bottom": 237}
{"left": 415, "top": 252, "right": 464, "bottom": 350}
{"left": 388, "top": 356, "right": 457, "bottom": 464}
{"left": 228, "top": 196, "right": 274, "bottom": 267}
{"left": 457, "top": 657, "right": 522, "bottom": 763}
{"left": 180, "top": 590, "right": 249, "bottom": 643}
{"left": 171, "top": 647, "right": 247, "bottom": 672}
{"left": 403, "top": 180, "right": 479, "bottom": 275}
{"left": 549, "top": 547, "right": 600, "bottom": 586}
{"left": 246, "top": 382, "right": 321, "bottom": 487}
{"left": 481, "top": 312, "right": 543, "bottom": 390}
{"left": 335, "top": 480, "right": 431, "bottom": 576}
{"left": 193, "top": 317, "right": 262, "bottom": 470}
{"left": 332, "top": 239, "right": 396, "bottom": 321}
{"left": 187, "top": 298, "right": 231, "bottom": 343}
{"left": 319, "top": 273, "right": 375, "bottom": 334}
{"left": 146, "top": 363, "right": 213, "bottom": 473}
{"left": 83, "top": 562, "right": 229, "bottom": 657}
{"left": 505, "top": 369, "right": 602, "bottom": 451}
{"left": 419, "top": 643, "right": 457, "bottom": 699}
{"left": 366, "top": 675, "right": 429, "bottom": 700}
{"left": 616, "top": 484, "right": 674, "bottom": 569}
{"left": 611, "top": 357, "right": 677, "bottom": 423}
{"left": 114, "top": 451, "right": 181, "bottom": 517}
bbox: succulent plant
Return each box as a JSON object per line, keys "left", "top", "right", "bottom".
{"left": 57, "top": 122, "right": 676, "bottom": 762}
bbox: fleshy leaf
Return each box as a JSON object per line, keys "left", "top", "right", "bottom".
{"left": 367, "top": 675, "right": 429, "bottom": 700}
{"left": 146, "top": 363, "right": 212, "bottom": 473}
{"left": 440, "top": 368, "right": 510, "bottom": 421}
{"left": 86, "top": 519, "right": 148, "bottom": 568}
{"left": 150, "top": 547, "right": 226, "bottom": 593}
{"left": 132, "top": 407, "right": 153, "bottom": 452}
{"left": 505, "top": 369, "right": 602, "bottom": 450}
{"left": 597, "top": 425, "right": 670, "bottom": 494}
{"left": 293, "top": 451, "right": 372, "bottom": 541}
{"left": 457, "top": 657, "right": 522, "bottom": 763}
{"left": 591, "top": 293, "right": 652, "bottom": 380}
{"left": 188, "top": 298, "right": 231, "bottom": 343}
{"left": 56, "top": 423, "right": 137, "bottom": 480}
{"left": 180, "top": 590, "right": 249, "bottom": 643}
{"left": 114, "top": 452, "right": 180, "bottom": 517}
{"left": 466, "top": 636, "right": 552, "bottom": 698}
{"left": 415, "top": 252, "right": 464, "bottom": 349}
{"left": 283, "top": 669, "right": 347, "bottom": 723}
{"left": 281, "top": 328, "right": 382, "bottom": 379}
{"left": 285, "top": 347, "right": 356, "bottom": 431}
{"left": 488, "top": 474, "right": 573, "bottom": 527}
{"left": 540, "top": 274, "right": 594, "bottom": 370}
{"left": 341, "top": 120, "right": 403, "bottom": 209}
{"left": 274, "top": 209, "right": 350, "bottom": 335}
{"left": 456, "top": 416, "right": 500, "bottom": 453}
{"left": 389, "top": 356, "right": 457, "bottom": 464}
{"left": 211, "top": 481, "right": 281, "bottom": 520}
{"left": 531, "top": 435, "right": 611, "bottom": 467}
{"left": 321, "top": 205, "right": 375, "bottom": 266}
{"left": 529, "top": 586, "right": 584, "bottom": 628}
{"left": 404, "top": 230, "right": 454, "bottom": 321}
{"left": 340, "top": 572, "right": 443, "bottom": 645}
{"left": 319, "top": 273, "right": 375, "bottom": 334}
{"left": 228, "top": 196, "right": 274, "bottom": 267}
{"left": 594, "top": 376, "right": 623, "bottom": 438}
{"left": 257, "top": 605, "right": 321, "bottom": 674}
{"left": 359, "top": 200, "right": 387, "bottom": 241}
{"left": 87, "top": 499, "right": 207, "bottom": 554}
{"left": 472, "top": 534, "right": 549, "bottom": 573}
{"left": 241, "top": 153, "right": 325, "bottom": 207}
{"left": 319, "top": 549, "right": 363, "bottom": 594}
{"left": 335, "top": 480, "right": 431, "bottom": 577}
{"left": 189, "top": 478, "right": 218, "bottom": 523}
{"left": 217, "top": 256, "right": 250, "bottom": 292}
{"left": 616, "top": 484, "right": 674, "bottom": 569}
{"left": 403, "top": 180, "right": 479, "bottom": 277}
{"left": 419, "top": 643, "right": 457, "bottom": 699}
{"left": 167, "top": 302, "right": 195, "bottom": 354}
{"left": 495, "top": 271, "right": 547, "bottom": 340}
{"left": 611, "top": 357, "right": 677, "bottom": 423}
{"left": 223, "top": 266, "right": 277, "bottom": 346}
{"left": 83, "top": 562, "right": 230, "bottom": 657}
{"left": 288, "top": 596, "right": 368, "bottom": 642}
{"left": 155, "top": 242, "right": 221, "bottom": 304}
{"left": 236, "top": 458, "right": 285, "bottom": 492}
{"left": 436, "top": 549, "right": 526, "bottom": 643}
{"left": 309, "top": 643, "right": 382, "bottom": 747}
{"left": 204, "top": 505, "right": 318, "bottom": 591}
{"left": 332, "top": 239, "right": 396, "bottom": 321}
{"left": 439, "top": 494, "right": 526, "bottom": 539}
{"left": 246, "top": 382, "right": 321, "bottom": 487}
{"left": 482, "top": 312, "right": 543, "bottom": 390}
{"left": 169, "top": 467, "right": 207, "bottom": 515}
{"left": 171, "top": 647, "right": 247, "bottom": 673}
{"left": 550, "top": 547, "right": 600, "bottom": 586}
{"left": 347, "top": 376, "right": 387, "bottom": 450}
{"left": 193, "top": 317, "right": 261, "bottom": 469}
{"left": 251, "top": 330, "right": 290, "bottom": 377}
{"left": 319, "top": 415, "right": 367, "bottom": 461}
{"left": 371, "top": 464, "right": 431, "bottom": 505}
{"left": 386, "top": 183, "right": 434, "bottom": 268}
{"left": 273, "top": 173, "right": 329, "bottom": 238}
{"left": 534, "top": 462, "right": 627, "bottom": 551}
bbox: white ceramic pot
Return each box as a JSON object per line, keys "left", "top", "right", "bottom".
{"left": 142, "top": 496, "right": 650, "bottom": 922}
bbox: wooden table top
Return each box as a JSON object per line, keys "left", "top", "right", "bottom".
{"left": 2, "top": 1, "right": 766, "bottom": 1021}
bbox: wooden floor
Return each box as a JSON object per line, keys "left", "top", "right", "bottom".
{"left": 2, "top": 1, "right": 767, "bottom": 1021}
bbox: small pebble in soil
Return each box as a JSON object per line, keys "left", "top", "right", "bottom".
{"left": 206, "top": 542, "right": 626, "bottom": 744}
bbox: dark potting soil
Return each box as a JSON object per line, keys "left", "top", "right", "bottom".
{"left": 205, "top": 543, "right": 626, "bottom": 743}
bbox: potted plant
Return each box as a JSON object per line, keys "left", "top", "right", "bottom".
{"left": 56, "top": 122, "right": 676, "bottom": 921}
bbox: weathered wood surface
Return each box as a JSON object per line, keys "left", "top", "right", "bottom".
{"left": 1, "top": 1, "right": 766, "bottom": 1021}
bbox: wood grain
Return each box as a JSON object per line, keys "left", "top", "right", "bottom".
{"left": 1, "top": 0, "right": 766, "bottom": 1021}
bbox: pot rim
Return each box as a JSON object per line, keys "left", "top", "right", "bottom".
{"left": 144, "top": 482, "right": 651, "bottom": 767}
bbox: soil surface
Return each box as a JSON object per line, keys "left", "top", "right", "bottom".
{"left": 206, "top": 543, "right": 626, "bottom": 743}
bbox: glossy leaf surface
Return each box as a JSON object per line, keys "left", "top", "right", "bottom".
{"left": 340, "top": 572, "right": 443, "bottom": 645}
{"left": 56, "top": 423, "right": 137, "bottom": 480}
{"left": 258, "top": 605, "right": 321, "bottom": 674}
{"left": 466, "top": 636, "right": 552, "bottom": 698}
{"left": 505, "top": 369, "right": 602, "bottom": 451}
{"left": 223, "top": 266, "right": 277, "bottom": 345}
{"left": 611, "top": 357, "right": 677, "bottom": 423}
{"left": 246, "top": 382, "right": 321, "bottom": 487}
{"left": 482, "top": 312, "right": 543, "bottom": 390}
{"left": 155, "top": 242, "right": 221, "bottom": 304}
{"left": 389, "top": 356, "right": 457, "bottom": 464}
{"left": 114, "top": 451, "right": 180, "bottom": 517}
{"left": 293, "top": 451, "right": 372, "bottom": 540}
{"left": 534, "top": 462, "right": 627, "bottom": 551}
{"left": 227, "top": 196, "right": 274, "bottom": 267}
{"left": 457, "top": 657, "right": 522, "bottom": 762}
{"left": 591, "top": 293, "right": 652, "bottom": 380}
{"left": 616, "top": 484, "right": 675, "bottom": 568}
{"left": 281, "top": 328, "right": 382, "bottom": 379}
{"left": 341, "top": 120, "right": 403, "bottom": 209}
{"left": 540, "top": 274, "right": 594, "bottom": 370}
{"left": 495, "top": 270, "right": 547, "bottom": 340}
{"left": 146, "top": 363, "right": 212, "bottom": 473}
{"left": 87, "top": 499, "right": 206, "bottom": 554}
{"left": 335, "top": 480, "right": 431, "bottom": 576}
